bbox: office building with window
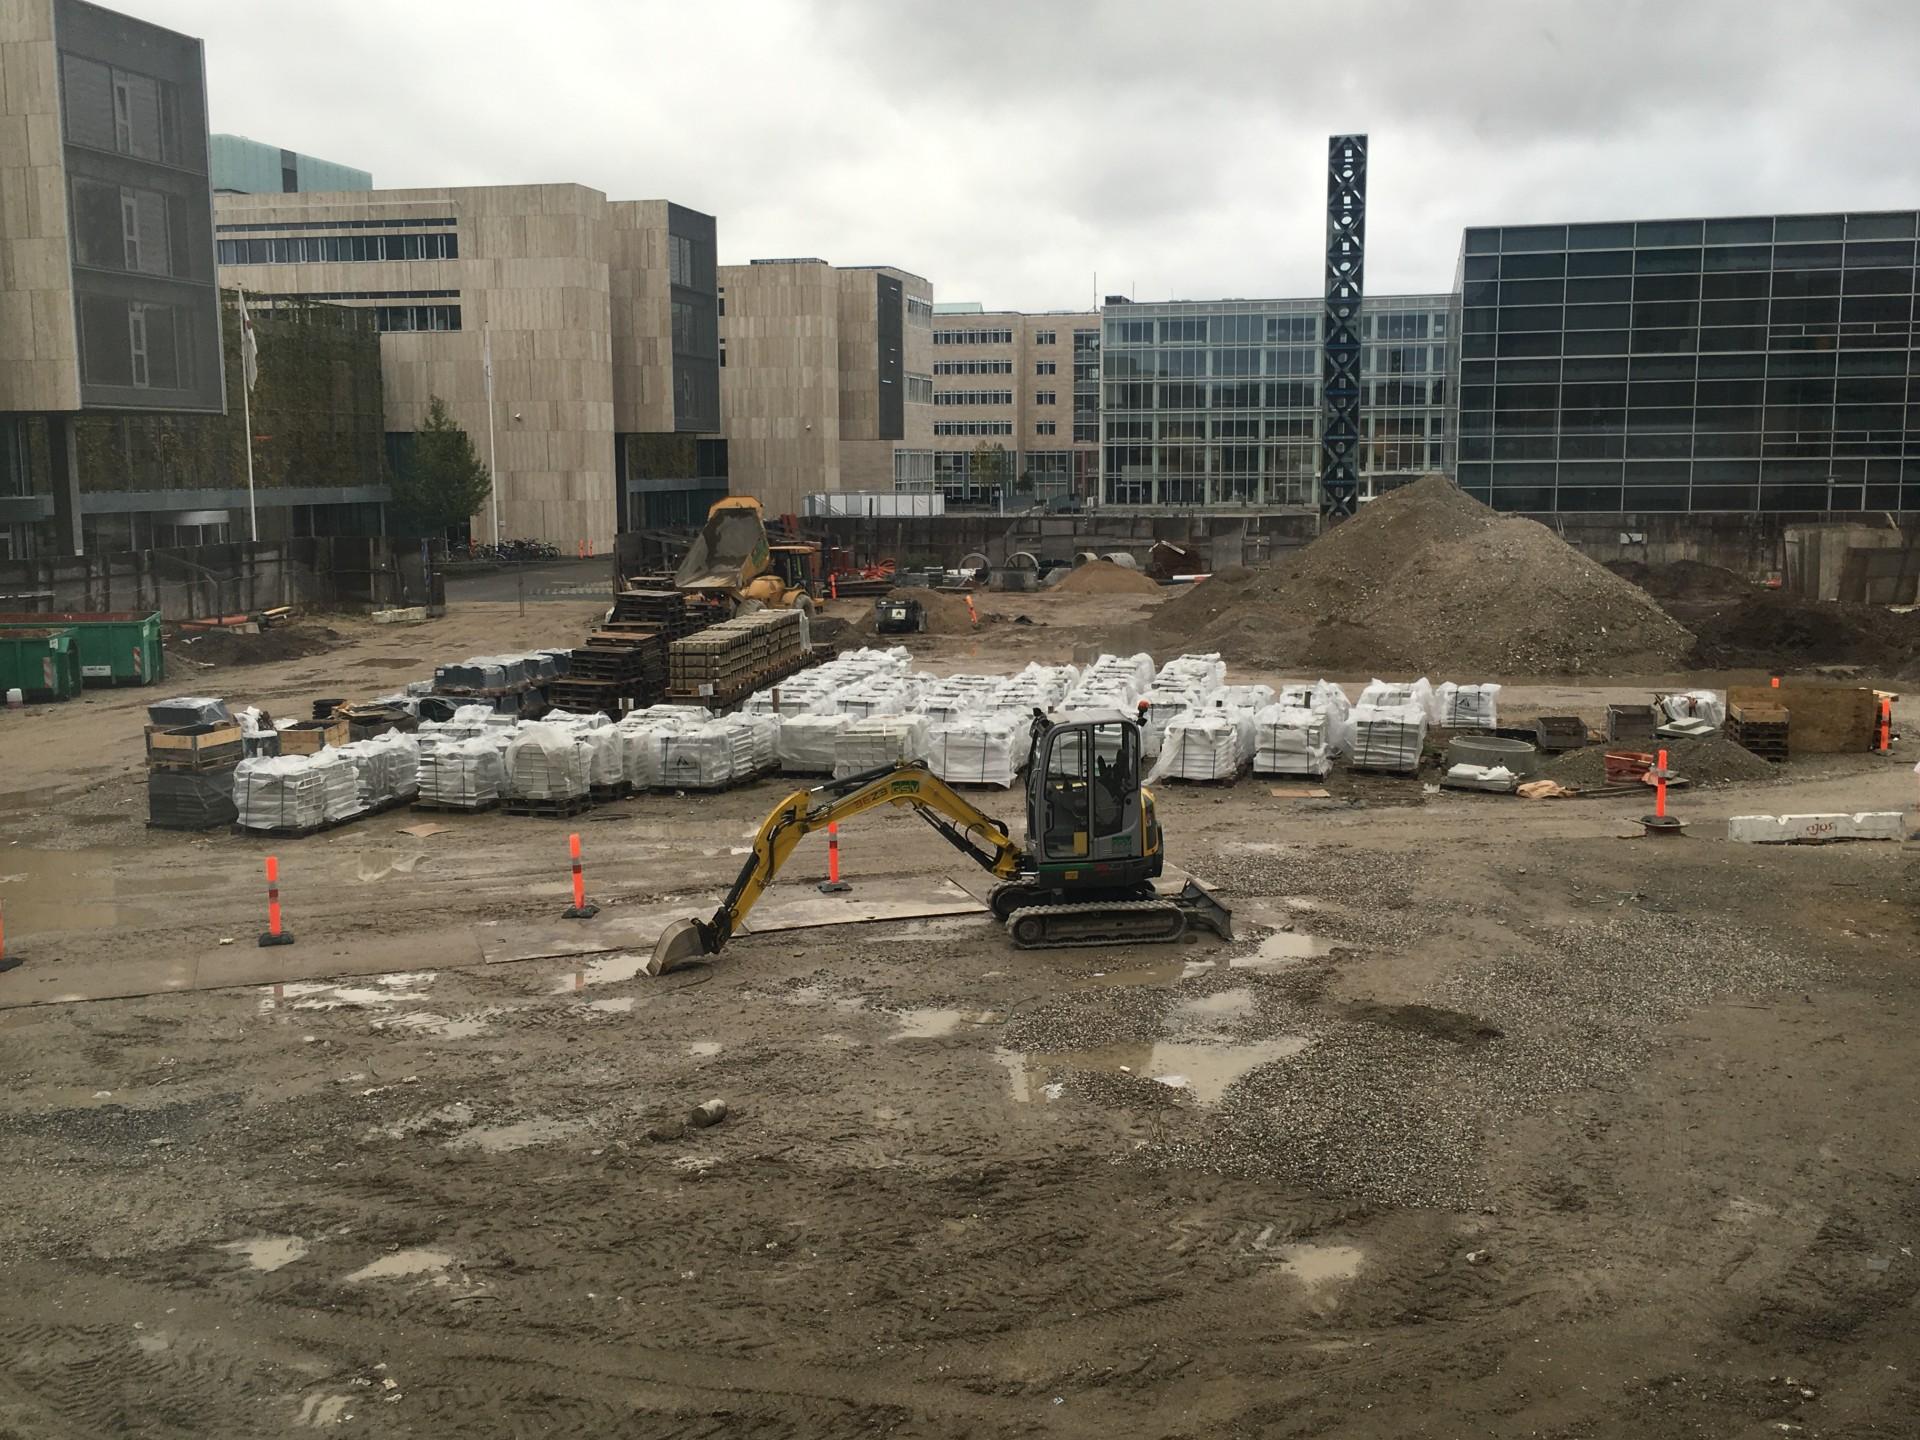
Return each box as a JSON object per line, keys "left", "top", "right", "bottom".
{"left": 210, "top": 134, "right": 370, "bottom": 195}
{"left": 1454, "top": 210, "right": 1920, "bottom": 514}
{"left": 1100, "top": 295, "right": 1451, "bottom": 507}
{"left": 215, "top": 185, "right": 720, "bottom": 547}
{"left": 924, "top": 306, "right": 1100, "bottom": 506}
{"left": 1, "top": 0, "right": 223, "bottom": 557}
{"left": 716, "top": 258, "right": 934, "bottom": 516}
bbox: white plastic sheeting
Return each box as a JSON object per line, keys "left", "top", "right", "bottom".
{"left": 505, "top": 724, "right": 593, "bottom": 801}
{"left": 1277, "top": 680, "right": 1354, "bottom": 756}
{"left": 234, "top": 751, "right": 363, "bottom": 831}
{"left": 1358, "top": 677, "right": 1436, "bottom": 722}
{"left": 1436, "top": 682, "right": 1501, "bottom": 729}
{"left": 1659, "top": 689, "right": 1726, "bottom": 727}
{"left": 834, "top": 715, "right": 931, "bottom": 779}
{"left": 1350, "top": 704, "right": 1427, "bottom": 772}
{"left": 335, "top": 731, "right": 421, "bottom": 807}
{"left": 927, "top": 712, "right": 1029, "bottom": 788}
{"left": 658, "top": 724, "right": 744, "bottom": 790}
{"left": 616, "top": 708, "right": 706, "bottom": 789}
{"left": 778, "top": 713, "right": 853, "bottom": 774}
{"left": 1253, "top": 706, "right": 1333, "bottom": 778}
{"left": 417, "top": 733, "right": 509, "bottom": 808}
{"left": 1152, "top": 710, "right": 1255, "bottom": 782}
{"left": 1062, "top": 652, "right": 1154, "bottom": 710}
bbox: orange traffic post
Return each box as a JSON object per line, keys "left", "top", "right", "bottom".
{"left": 1655, "top": 748, "right": 1669, "bottom": 819}
{"left": 258, "top": 855, "right": 294, "bottom": 947}
{"left": 1771, "top": 675, "right": 1781, "bottom": 689}
{"left": 563, "top": 831, "right": 599, "bottom": 920}
{"left": 818, "top": 821, "right": 851, "bottom": 894}
{"left": 965, "top": 593, "right": 978, "bottom": 626}
{"left": 1879, "top": 698, "right": 1892, "bottom": 754}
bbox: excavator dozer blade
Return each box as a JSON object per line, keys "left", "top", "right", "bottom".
{"left": 647, "top": 918, "right": 710, "bottom": 976}
{"left": 1174, "top": 879, "right": 1234, "bottom": 941}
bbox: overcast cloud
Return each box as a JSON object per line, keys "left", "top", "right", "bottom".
{"left": 139, "top": 0, "right": 1920, "bottom": 311}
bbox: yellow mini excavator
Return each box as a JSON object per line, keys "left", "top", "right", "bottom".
{"left": 649, "top": 710, "right": 1232, "bottom": 973}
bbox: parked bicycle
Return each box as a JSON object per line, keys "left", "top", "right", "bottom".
{"left": 467, "top": 538, "right": 559, "bottom": 563}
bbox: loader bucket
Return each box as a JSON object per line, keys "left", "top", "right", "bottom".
{"left": 647, "top": 917, "right": 711, "bottom": 976}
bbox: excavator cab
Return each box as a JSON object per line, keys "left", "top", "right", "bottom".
{"left": 1026, "top": 714, "right": 1163, "bottom": 890}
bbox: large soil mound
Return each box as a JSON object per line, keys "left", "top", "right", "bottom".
{"left": 1683, "top": 591, "right": 1920, "bottom": 673}
{"left": 1052, "top": 559, "right": 1161, "bottom": 596}
{"left": 853, "top": 587, "right": 980, "bottom": 636}
{"left": 1153, "top": 477, "right": 1695, "bottom": 675}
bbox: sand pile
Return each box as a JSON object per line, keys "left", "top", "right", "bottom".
{"left": 853, "top": 587, "right": 979, "bottom": 636}
{"left": 1153, "top": 477, "right": 1695, "bottom": 675}
{"left": 1052, "top": 559, "right": 1161, "bottom": 596}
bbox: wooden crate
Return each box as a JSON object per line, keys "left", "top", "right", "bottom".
{"left": 145, "top": 720, "right": 244, "bottom": 771}
{"left": 1727, "top": 683, "right": 1874, "bottom": 755}
{"left": 279, "top": 716, "right": 349, "bottom": 754}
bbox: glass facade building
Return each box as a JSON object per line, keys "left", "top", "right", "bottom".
{"left": 1101, "top": 295, "right": 1450, "bottom": 506}
{"left": 1454, "top": 211, "right": 1920, "bottom": 513}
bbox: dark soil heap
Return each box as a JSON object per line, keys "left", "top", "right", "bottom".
{"left": 1682, "top": 591, "right": 1920, "bottom": 674}
{"left": 1052, "top": 559, "right": 1162, "bottom": 596}
{"left": 853, "top": 587, "right": 981, "bottom": 636}
{"left": 1604, "top": 558, "right": 1753, "bottom": 600}
{"left": 1153, "top": 477, "right": 1696, "bottom": 675}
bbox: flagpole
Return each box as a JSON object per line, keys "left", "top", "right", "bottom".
{"left": 240, "top": 285, "right": 257, "bottom": 542}
{"left": 483, "top": 322, "right": 500, "bottom": 545}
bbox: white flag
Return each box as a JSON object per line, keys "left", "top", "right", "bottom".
{"left": 239, "top": 288, "right": 259, "bottom": 393}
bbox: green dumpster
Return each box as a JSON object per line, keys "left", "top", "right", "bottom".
{"left": 0, "top": 610, "right": 163, "bottom": 686}
{"left": 0, "top": 628, "right": 83, "bottom": 702}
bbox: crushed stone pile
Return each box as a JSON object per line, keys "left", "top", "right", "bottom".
{"left": 1152, "top": 477, "right": 1695, "bottom": 676}
{"left": 1052, "top": 559, "right": 1162, "bottom": 596}
{"left": 1539, "top": 733, "right": 1775, "bottom": 788}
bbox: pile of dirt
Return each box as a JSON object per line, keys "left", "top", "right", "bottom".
{"left": 807, "top": 615, "right": 857, "bottom": 649}
{"left": 1539, "top": 733, "right": 1776, "bottom": 788}
{"left": 1153, "top": 477, "right": 1695, "bottom": 675}
{"left": 1051, "top": 559, "right": 1161, "bottom": 596}
{"left": 853, "top": 587, "right": 980, "bottom": 637}
{"left": 1605, "top": 558, "right": 1754, "bottom": 600}
{"left": 1683, "top": 591, "right": 1920, "bottom": 674}
{"left": 165, "top": 622, "right": 342, "bottom": 670}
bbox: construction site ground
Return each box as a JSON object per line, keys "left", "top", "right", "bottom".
{"left": 2, "top": 582, "right": 1918, "bottom": 1438}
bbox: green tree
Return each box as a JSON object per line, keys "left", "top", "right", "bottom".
{"left": 970, "top": 441, "right": 1011, "bottom": 503}
{"left": 392, "top": 396, "right": 492, "bottom": 537}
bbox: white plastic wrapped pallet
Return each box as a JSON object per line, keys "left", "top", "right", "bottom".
{"left": 833, "top": 715, "right": 931, "bottom": 779}
{"left": 927, "top": 714, "right": 1023, "bottom": 788}
{"left": 1152, "top": 711, "right": 1254, "bottom": 782}
{"left": 1350, "top": 703, "right": 1427, "bottom": 772}
{"left": 335, "top": 731, "right": 421, "bottom": 806}
{"left": 505, "top": 725, "right": 592, "bottom": 801}
{"left": 658, "top": 724, "right": 739, "bottom": 790}
{"left": 1358, "top": 677, "right": 1436, "bottom": 721}
{"left": 778, "top": 713, "right": 853, "bottom": 773}
{"left": 1436, "top": 682, "right": 1501, "bottom": 729}
{"left": 1659, "top": 689, "right": 1726, "bottom": 726}
{"left": 1209, "top": 683, "right": 1276, "bottom": 714}
{"left": 1253, "top": 706, "right": 1332, "bottom": 778}
{"left": 615, "top": 710, "right": 702, "bottom": 788}
{"left": 1140, "top": 686, "right": 1209, "bottom": 759}
{"left": 417, "top": 733, "right": 508, "bottom": 808}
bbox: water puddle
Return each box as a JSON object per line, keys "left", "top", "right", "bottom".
{"left": 446, "top": 1117, "right": 588, "bottom": 1153}
{"left": 549, "top": 952, "right": 645, "bottom": 992}
{"left": 344, "top": 1247, "right": 455, "bottom": 1283}
{"left": 221, "top": 1235, "right": 308, "bottom": 1272}
{"left": 379, "top": 1102, "right": 474, "bottom": 1140}
{"left": 276, "top": 972, "right": 435, "bottom": 1011}
{"left": 998, "top": 1034, "right": 1310, "bottom": 1105}
{"left": 1074, "top": 958, "right": 1186, "bottom": 990}
{"left": 577, "top": 997, "right": 634, "bottom": 1015}
{"left": 1171, "top": 988, "right": 1255, "bottom": 1024}
{"left": 296, "top": 1393, "right": 353, "bottom": 1428}
{"left": 1229, "top": 930, "right": 1339, "bottom": 971}
{"left": 373, "top": 1008, "right": 506, "bottom": 1039}
{"left": 0, "top": 846, "right": 232, "bottom": 933}
{"left": 355, "top": 849, "right": 428, "bottom": 883}
{"left": 891, "top": 1007, "right": 998, "bottom": 1040}
{"left": 1265, "top": 1239, "right": 1365, "bottom": 1287}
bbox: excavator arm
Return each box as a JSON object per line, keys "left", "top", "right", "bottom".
{"left": 648, "top": 762, "right": 1027, "bottom": 973}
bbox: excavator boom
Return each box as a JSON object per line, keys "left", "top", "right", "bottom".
{"left": 648, "top": 763, "right": 1025, "bottom": 973}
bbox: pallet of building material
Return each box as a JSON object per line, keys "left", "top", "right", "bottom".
{"left": 545, "top": 677, "right": 656, "bottom": 719}
{"left": 145, "top": 720, "right": 245, "bottom": 771}
{"left": 1726, "top": 704, "right": 1790, "bottom": 763}
{"left": 611, "top": 589, "right": 706, "bottom": 639}
{"left": 413, "top": 734, "right": 509, "bottom": 811}
{"left": 147, "top": 765, "right": 239, "bottom": 830}
{"left": 1349, "top": 705, "right": 1427, "bottom": 774}
{"left": 279, "top": 716, "right": 349, "bottom": 754}
{"left": 503, "top": 792, "right": 595, "bottom": 818}
{"left": 433, "top": 655, "right": 530, "bottom": 696}
{"left": 666, "top": 645, "right": 826, "bottom": 709}
{"left": 233, "top": 752, "right": 366, "bottom": 837}
{"left": 567, "top": 644, "right": 649, "bottom": 683}
{"left": 1605, "top": 703, "right": 1658, "bottom": 747}
{"left": 1728, "top": 683, "right": 1874, "bottom": 755}
{"left": 338, "top": 701, "right": 417, "bottom": 740}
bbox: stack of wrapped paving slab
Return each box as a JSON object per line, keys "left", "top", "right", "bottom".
{"left": 417, "top": 732, "right": 509, "bottom": 809}
{"left": 658, "top": 722, "right": 747, "bottom": 790}
{"left": 778, "top": 713, "right": 853, "bottom": 774}
{"left": 615, "top": 706, "right": 708, "bottom": 789}
{"left": 1436, "top": 682, "right": 1501, "bottom": 729}
{"left": 1253, "top": 707, "right": 1333, "bottom": 778}
{"left": 833, "top": 715, "right": 931, "bottom": 779}
{"left": 1277, "top": 680, "right": 1354, "bottom": 756}
{"left": 1350, "top": 704, "right": 1427, "bottom": 773}
{"left": 234, "top": 751, "right": 364, "bottom": 831}
{"left": 927, "top": 712, "right": 1027, "bottom": 787}
{"left": 335, "top": 731, "right": 421, "bottom": 807}
{"left": 505, "top": 724, "right": 593, "bottom": 801}
{"left": 1155, "top": 710, "right": 1254, "bottom": 781}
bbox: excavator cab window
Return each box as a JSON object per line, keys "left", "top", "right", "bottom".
{"left": 1037, "top": 720, "right": 1140, "bottom": 862}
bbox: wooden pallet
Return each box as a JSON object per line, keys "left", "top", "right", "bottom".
{"left": 410, "top": 796, "right": 502, "bottom": 814}
{"left": 589, "top": 780, "right": 635, "bottom": 802}
{"left": 1727, "top": 703, "right": 1790, "bottom": 763}
{"left": 504, "top": 794, "right": 595, "bottom": 818}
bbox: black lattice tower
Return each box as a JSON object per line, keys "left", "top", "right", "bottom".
{"left": 1320, "top": 134, "right": 1367, "bottom": 518}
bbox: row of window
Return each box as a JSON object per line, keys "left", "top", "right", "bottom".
{"left": 1109, "top": 314, "right": 1324, "bottom": 346}
{"left": 217, "top": 217, "right": 457, "bottom": 233}
{"left": 280, "top": 289, "right": 458, "bottom": 301}
{"left": 934, "top": 420, "right": 1013, "bottom": 436}
{"left": 1106, "top": 380, "right": 1351, "bottom": 410}
{"left": 1034, "top": 330, "right": 1056, "bottom": 345}
{"left": 934, "top": 390, "right": 1013, "bottom": 406}
{"left": 934, "top": 359, "right": 1012, "bottom": 375}
{"left": 1367, "top": 313, "right": 1445, "bottom": 339}
{"left": 907, "top": 297, "right": 933, "bottom": 323}
{"left": 1366, "top": 379, "right": 1446, "bottom": 406}
{"left": 1463, "top": 242, "right": 1916, "bottom": 284}
{"left": 1461, "top": 349, "right": 1912, "bottom": 384}
{"left": 1107, "top": 347, "right": 1322, "bottom": 379}
{"left": 1110, "top": 415, "right": 1317, "bottom": 441}
{"left": 1036, "top": 390, "right": 1056, "bottom": 405}
{"left": 1037, "top": 361, "right": 1057, "bottom": 375}
{"left": 61, "top": 54, "right": 192, "bottom": 169}
{"left": 1466, "top": 299, "right": 1915, "bottom": 338}
{"left": 217, "top": 232, "right": 459, "bottom": 265}
{"left": 1456, "top": 409, "right": 1914, "bottom": 443}
{"left": 1463, "top": 379, "right": 1917, "bottom": 410}
{"left": 1105, "top": 476, "right": 1320, "bottom": 507}
{"left": 1456, "top": 434, "right": 1916, "bottom": 462}
{"left": 374, "top": 304, "right": 461, "bottom": 333}
{"left": 1464, "top": 270, "right": 1916, "bottom": 311}
{"left": 1456, "top": 326, "right": 1912, "bottom": 361}
{"left": 933, "top": 328, "right": 1014, "bottom": 345}
{"left": 1036, "top": 421, "right": 1056, "bottom": 435}
{"left": 1468, "top": 215, "right": 1919, "bottom": 255}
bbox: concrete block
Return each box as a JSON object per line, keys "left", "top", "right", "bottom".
{"left": 1727, "top": 812, "right": 1906, "bottom": 844}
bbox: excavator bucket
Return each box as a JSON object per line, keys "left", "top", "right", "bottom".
{"left": 675, "top": 505, "right": 770, "bottom": 592}
{"left": 647, "top": 917, "right": 711, "bottom": 976}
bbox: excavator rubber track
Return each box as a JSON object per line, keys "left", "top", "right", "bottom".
{"left": 1004, "top": 899, "right": 1189, "bottom": 949}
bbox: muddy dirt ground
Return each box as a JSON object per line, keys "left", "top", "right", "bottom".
{"left": 2, "top": 580, "right": 1918, "bottom": 1438}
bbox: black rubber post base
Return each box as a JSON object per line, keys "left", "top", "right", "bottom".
{"left": 817, "top": 881, "right": 852, "bottom": 894}
{"left": 563, "top": 903, "right": 601, "bottom": 920}
{"left": 1639, "top": 815, "right": 1686, "bottom": 837}
{"left": 258, "top": 931, "right": 295, "bottom": 947}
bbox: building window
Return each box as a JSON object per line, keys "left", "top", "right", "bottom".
{"left": 1035, "top": 390, "right": 1056, "bottom": 405}
{"left": 1037, "top": 420, "right": 1057, "bottom": 436}
{"left": 933, "top": 389, "right": 1013, "bottom": 406}
{"left": 933, "top": 328, "right": 1014, "bottom": 345}
{"left": 894, "top": 449, "right": 935, "bottom": 491}
{"left": 933, "top": 420, "right": 1013, "bottom": 436}
{"left": 127, "top": 304, "right": 149, "bottom": 387}
{"left": 215, "top": 232, "right": 460, "bottom": 265}
{"left": 670, "top": 233, "right": 693, "bottom": 287}
{"left": 1036, "top": 360, "right": 1057, "bottom": 375}
{"left": 372, "top": 304, "right": 462, "bottom": 332}
{"left": 905, "top": 374, "right": 932, "bottom": 404}
{"left": 1035, "top": 330, "right": 1056, "bottom": 345}
{"left": 906, "top": 297, "right": 934, "bottom": 324}
{"left": 934, "top": 359, "right": 1012, "bottom": 375}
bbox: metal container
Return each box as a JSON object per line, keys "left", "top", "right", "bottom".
{"left": 0, "top": 610, "right": 162, "bottom": 686}
{"left": 0, "top": 628, "right": 82, "bottom": 701}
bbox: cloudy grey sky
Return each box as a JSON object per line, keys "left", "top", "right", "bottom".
{"left": 142, "top": 0, "right": 1920, "bottom": 311}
